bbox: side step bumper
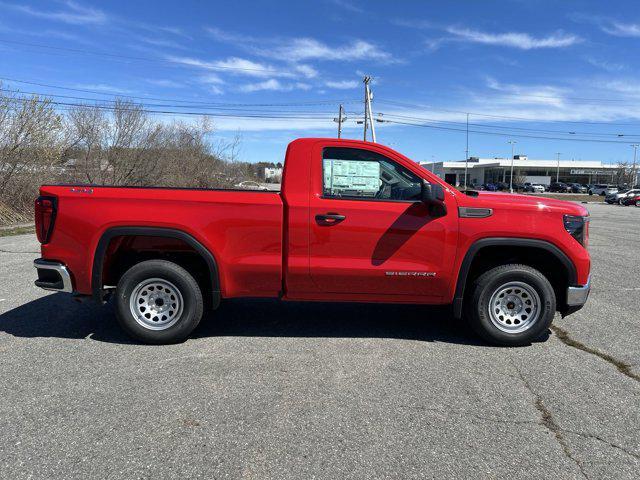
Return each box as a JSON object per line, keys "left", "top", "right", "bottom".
{"left": 34, "top": 259, "right": 73, "bottom": 293}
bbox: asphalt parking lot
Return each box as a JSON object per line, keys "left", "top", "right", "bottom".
{"left": 0, "top": 202, "right": 638, "bottom": 479}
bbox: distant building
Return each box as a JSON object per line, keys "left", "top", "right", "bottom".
{"left": 420, "top": 155, "right": 620, "bottom": 187}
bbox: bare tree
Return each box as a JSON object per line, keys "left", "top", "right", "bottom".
{"left": 0, "top": 87, "right": 65, "bottom": 206}
{"left": 0, "top": 90, "right": 262, "bottom": 223}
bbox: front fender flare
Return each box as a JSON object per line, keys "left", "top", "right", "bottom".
{"left": 452, "top": 238, "right": 577, "bottom": 319}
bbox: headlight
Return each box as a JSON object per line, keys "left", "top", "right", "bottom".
{"left": 563, "top": 215, "right": 589, "bottom": 248}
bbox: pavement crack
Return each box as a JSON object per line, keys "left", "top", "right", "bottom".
{"left": 0, "top": 248, "right": 39, "bottom": 254}
{"left": 551, "top": 325, "right": 640, "bottom": 383}
{"left": 513, "top": 363, "right": 590, "bottom": 479}
{"left": 562, "top": 429, "right": 640, "bottom": 462}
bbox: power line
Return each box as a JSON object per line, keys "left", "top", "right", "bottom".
{"left": 377, "top": 99, "right": 640, "bottom": 127}
{"left": 379, "top": 118, "right": 637, "bottom": 144}
{"left": 0, "top": 38, "right": 291, "bottom": 75}
{"left": 0, "top": 77, "right": 359, "bottom": 107}
{"left": 379, "top": 112, "right": 640, "bottom": 138}
{"left": 0, "top": 88, "right": 345, "bottom": 116}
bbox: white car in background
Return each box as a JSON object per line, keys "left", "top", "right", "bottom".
{"left": 606, "top": 188, "right": 640, "bottom": 205}
{"left": 588, "top": 184, "right": 617, "bottom": 196}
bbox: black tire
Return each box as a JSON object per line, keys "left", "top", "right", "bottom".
{"left": 465, "top": 264, "right": 556, "bottom": 346}
{"left": 115, "top": 260, "right": 203, "bottom": 344}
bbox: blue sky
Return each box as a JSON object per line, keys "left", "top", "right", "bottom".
{"left": 2, "top": 0, "right": 640, "bottom": 165}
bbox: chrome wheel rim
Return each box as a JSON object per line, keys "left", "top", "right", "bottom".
{"left": 129, "top": 278, "right": 184, "bottom": 331}
{"left": 488, "top": 281, "right": 541, "bottom": 334}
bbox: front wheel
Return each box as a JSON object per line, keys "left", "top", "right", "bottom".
{"left": 465, "top": 264, "right": 556, "bottom": 346}
{"left": 115, "top": 260, "right": 204, "bottom": 344}
{"left": 636, "top": 200, "right": 640, "bottom": 207}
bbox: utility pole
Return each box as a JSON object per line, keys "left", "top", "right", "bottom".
{"left": 555, "top": 152, "right": 561, "bottom": 182}
{"left": 464, "top": 113, "right": 469, "bottom": 189}
{"left": 631, "top": 144, "right": 639, "bottom": 186}
{"left": 363, "top": 76, "right": 376, "bottom": 142}
{"left": 508, "top": 140, "right": 516, "bottom": 193}
{"left": 334, "top": 104, "right": 346, "bottom": 139}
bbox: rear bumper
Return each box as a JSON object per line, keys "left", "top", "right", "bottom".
{"left": 34, "top": 258, "right": 73, "bottom": 293}
{"left": 566, "top": 274, "right": 591, "bottom": 307}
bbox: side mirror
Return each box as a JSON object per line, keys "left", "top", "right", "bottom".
{"left": 421, "top": 181, "right": 445, "bottom": 204}
{"left": 421, "top": 180, "right": 447, "bottom": 216}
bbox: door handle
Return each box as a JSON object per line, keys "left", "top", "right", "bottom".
{"left": 315, "top": 213, "right": 346, "bottom": 226}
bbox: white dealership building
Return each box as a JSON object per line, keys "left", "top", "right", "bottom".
{"left": 420, "top": 155, "right": 621, "bottom": 187}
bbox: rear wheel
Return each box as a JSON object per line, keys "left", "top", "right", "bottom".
{"left": 465, "top": 264, "right": 556, "bottom": 346}
{"left": 115, "top": 260, "right": 203, "bottom": 344}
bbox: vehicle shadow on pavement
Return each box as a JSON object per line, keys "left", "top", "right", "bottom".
{"left": 0, "top": 293, "right": 132, "bottom": 343}
{"left": 0, "top": 294, "right": 520, "bottom": 346}
{"left": 195, "top": 298, "right": 488, "bottom": 346}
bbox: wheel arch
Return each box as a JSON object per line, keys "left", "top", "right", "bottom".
{"left": 452, "top": 238, "right": 577, "bottom": 319}
{"left": 92, "top": 226, "right": 221, "bottom": 309}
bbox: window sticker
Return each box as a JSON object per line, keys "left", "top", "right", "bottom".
{"left": 323, "top": 159, "right": 381, "bottom": 197}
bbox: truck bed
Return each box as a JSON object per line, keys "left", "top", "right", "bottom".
{"left": 39, "top": 185, "right": 284, "bottom": 298}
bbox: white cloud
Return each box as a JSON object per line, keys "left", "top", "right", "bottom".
{"left": 167, "top": 55, "right": 317, "bottom": 79}
{"left": 601, "top": 21, "right": 640, "bottom": 37}
{"left": 1, "top": 0, "right": 108, "bottom": 25}
{"left": 446, "top": 27, "right": 582, "bottom": 49}
{"left": 599, "top": 80, "right": 640, "bottom": 97}
{"left": 206, "top": 26, "right": 396, "bottom": 63}
{"left": 485, "top": 77, "right": 567, "bottom": 107}
{"left": 198, "top": 73, "right": 225, "bottom": 85}
{"left": 325, "top": 80, "right": 359, "bottom": 89}
{"left": 206, "top": 27, "right": 258, "bottom": 44}
{"left": 138, "top": 36, "right": 187, "bottom": 50}
{"left": 73, "top": 83, "right": 135, "bottom": 94}
{"left": 328, "top": 0, "right": 364, "bottom": 14}
{"left": 238, "top": 79, "right": 311, "bottom": 93}
{"left": 584, "top": 57, "right": 626, "bottom": 72}
{"left": 146, "top": 79, "right": 184, "bottom": 88}
{"left": 293, "top": 64, "right": 318, "bottom": 79}
{"left": 264, "top": 38, "right": 395, "bottom": 62}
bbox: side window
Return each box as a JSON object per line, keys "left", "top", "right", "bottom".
{"left": 322, "top": 147, "right": 422, "bottom": 201}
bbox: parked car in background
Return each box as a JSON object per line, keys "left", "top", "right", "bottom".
{"left": 620, "top": 194, "right": 640, "bottom": 206}
{"left": 588, "top": 184, "right": 617, "bottom": 196}
{"left": 482, "top": 183, "right": 497, "bottom": 191}
{"left": 569, "top": 183, "right": 587, "bottom": 193}
{"left": 524, "top": 183, "right": 546, "bottom": 193}
{"left": 549, "top": 182, "right": 571, "bottom": 193}
{"left": 495, "top": 182, "right": 509, "bottom": 191}
{"left": 608, "top": 188, "right": 640, "bottom": 204}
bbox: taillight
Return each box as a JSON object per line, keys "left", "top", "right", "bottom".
{"left": 563, "top": 215, "right": 589, "bottom": 248}
{"left": 35, "top": 195, "right": 57, "bottom": 244}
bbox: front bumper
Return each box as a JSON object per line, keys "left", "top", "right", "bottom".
{"left": 566, "top": 274, "right": 591, "bottom": 307}
{"left": 34, "top": 259, "right": 73, "bottom": 293}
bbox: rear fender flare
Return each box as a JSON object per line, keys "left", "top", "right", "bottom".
{"left": 92, "top": 226, "right": 220, "bottom": 309}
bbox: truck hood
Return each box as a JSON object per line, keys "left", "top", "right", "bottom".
{"left": 461, "top": 191, "right": 589, "bottom": 216}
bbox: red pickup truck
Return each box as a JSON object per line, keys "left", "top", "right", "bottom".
{"left": 33, "top": 138, "right": 591, "bottom": 345}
